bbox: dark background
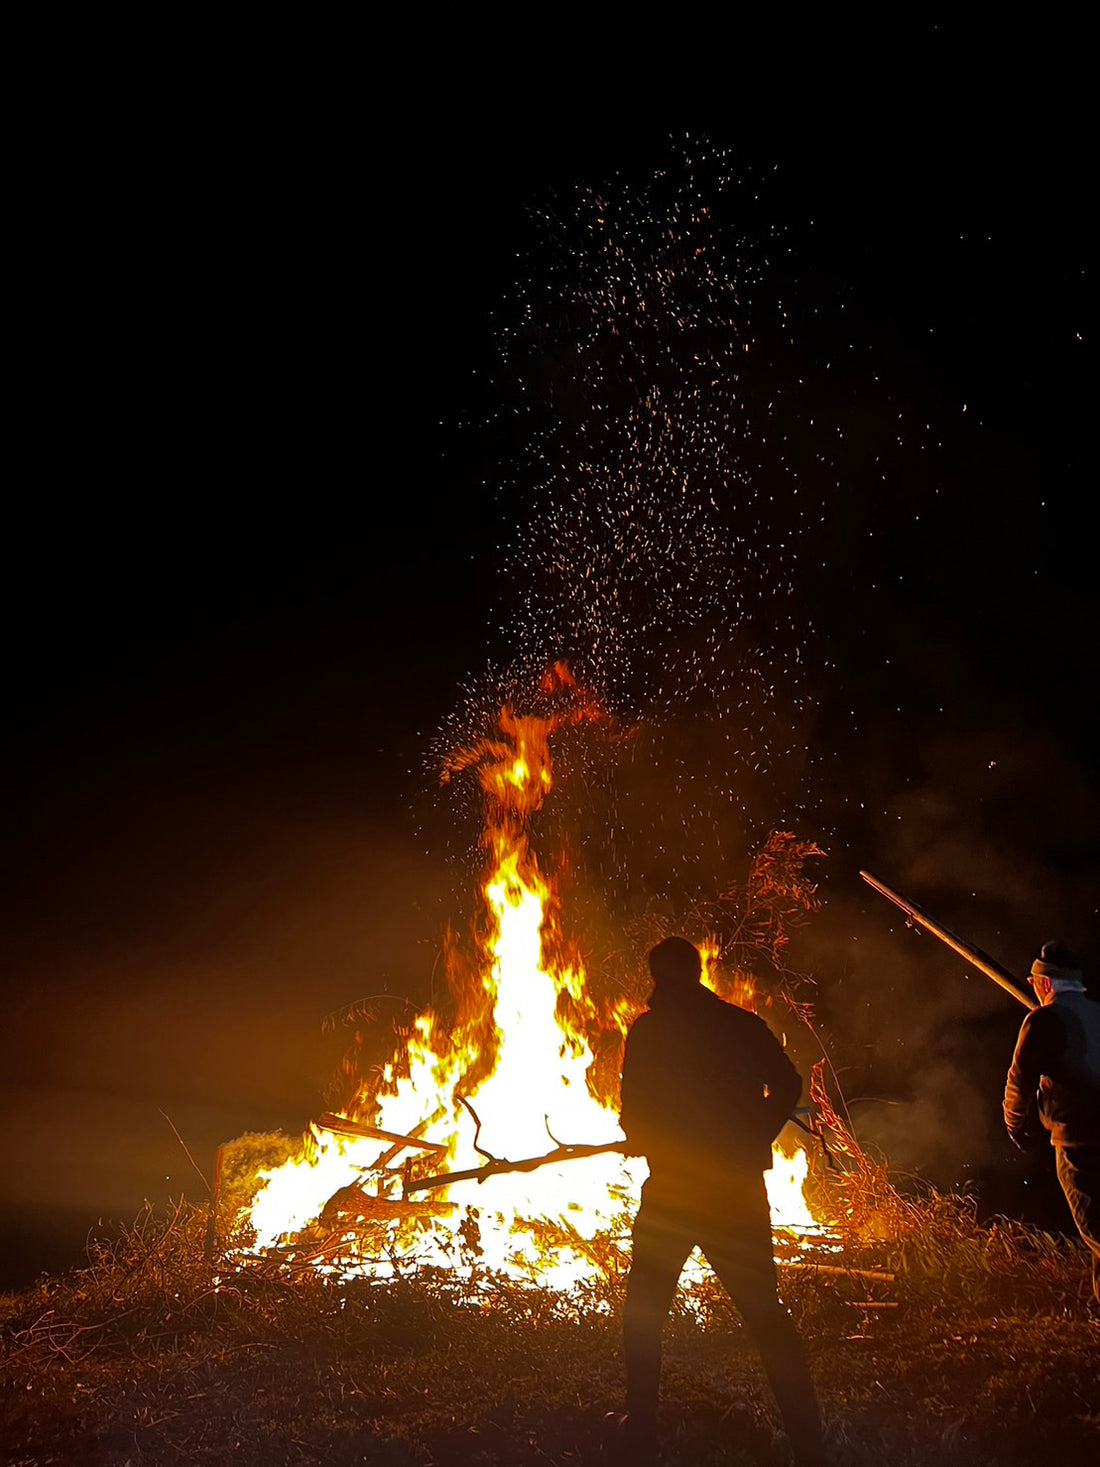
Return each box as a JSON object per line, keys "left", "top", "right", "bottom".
{"left": 3, "top": 16, "right": 1094, "bottom": 1286}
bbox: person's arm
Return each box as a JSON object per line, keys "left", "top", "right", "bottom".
{"left": 619, "top": 1018, "right": 659, "bottom": 1157}
{"left": 1003, "top": 1009, "right": 1058, "bottom": 1148}
{"left": 761, "top": 1026, "right": 802, "bottom": 1140}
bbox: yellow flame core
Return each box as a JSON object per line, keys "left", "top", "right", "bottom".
{"left": 243, "top": 701, "right": 829, "bottom": 1285}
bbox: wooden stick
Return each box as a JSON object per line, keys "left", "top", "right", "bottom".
{"left": 860, "top": 870, "right": 1035, "bottom": 1009}
{"left": 315, "top": 1112, "right": 447, "bottom": 1157}
{"left": 160, "top": 1109, "right": 212, "bottom": 1194}
{"left": 780, "top": 1262, "right": 896, "bottom": 1282}
{"left": 204, "top": 1143, "right": 226, "bottom": 1262}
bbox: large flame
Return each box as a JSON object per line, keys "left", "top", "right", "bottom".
{"left": 240, "top": 686, "right": 827, "bottom": 1285}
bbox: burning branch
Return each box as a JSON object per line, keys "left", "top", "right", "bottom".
{"left": 457, "top": 1095, "right": 495, "bottom": 1162}
{"left": 389, "top": 1093, "right": 626, "bottom": 1196}
{"left": 316, "top": 1113, "right": 447, "bottom": 1161}
{"left": 404, "top": 1139, "right": 627, "bottom": 1197}
{"left": 313, "top": 1104, "right": 625, "bottom": 1202}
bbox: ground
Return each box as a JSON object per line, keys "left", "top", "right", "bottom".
{"left": 3, "top": 1198, "right": 1099, "bottom": 1467}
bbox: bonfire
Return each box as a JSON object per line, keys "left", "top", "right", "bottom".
{"left": 217, "top": 665, "right": 833, "bottom": 1290}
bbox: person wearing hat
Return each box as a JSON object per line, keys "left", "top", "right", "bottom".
{"left": 1004, "top": 940, "right": 1100, "bottom": 1305}
{"left": 614, "top": 935, "right": 825, "bottom": 1467}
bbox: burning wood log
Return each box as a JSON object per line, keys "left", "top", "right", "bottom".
{"left": 860, "top": 870, "right": 1036, "bottom": 1009}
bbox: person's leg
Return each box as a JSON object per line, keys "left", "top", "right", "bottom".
{"left": 622, "top": 1180, "right": 693, "bottom": 1433}
{"left": 1055, "top": 1145, "right": 1100, "bottom": 1306}
{"left": 703, "top": 1177, "right": 825, "bottom": 1467}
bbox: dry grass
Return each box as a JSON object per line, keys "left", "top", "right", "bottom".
{"left": 1, "top": 1188, "right": 1097, "bottom": 1467}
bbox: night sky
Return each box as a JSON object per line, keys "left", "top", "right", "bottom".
{"left": 3, "top": 18, "right": 1095, "bottom": 1287}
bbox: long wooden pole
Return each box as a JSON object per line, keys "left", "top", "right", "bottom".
{"left": 860, "top": 870, "right": 1036, "bottom": 1009}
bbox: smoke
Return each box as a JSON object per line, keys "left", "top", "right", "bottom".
{"left": 849, "top": 1061, "right": 998, "bottom": 1189}
{"left": 778, "top": 716, "right": 1100, "bottom": 1192}
{"left": 890, "top": 731, "right": 1097, "bottom": 942}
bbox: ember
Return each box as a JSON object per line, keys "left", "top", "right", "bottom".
{"left": 230, "top": 678, "right": 832, "bottom": 1287}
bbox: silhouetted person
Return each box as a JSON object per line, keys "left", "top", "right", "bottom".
{"left": 1004, "top": 940, "right": 1100, "bottom": 1307}
{"left": 617, "top": 936, "right": 825, "bottom": 1466}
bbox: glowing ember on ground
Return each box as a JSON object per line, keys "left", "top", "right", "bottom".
{"left": 235, "top": 685, "right": 831, "bottom": 1287}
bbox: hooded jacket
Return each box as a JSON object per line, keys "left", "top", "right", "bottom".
{"left": 1003, "top": 988, "right": 1100, "bottom": 1148}
{"left": 619, "top": 979, "right": 801, "bottom": 1176}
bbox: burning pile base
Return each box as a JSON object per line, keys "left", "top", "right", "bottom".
{"left": 214, "top": 1109, "right": 839, "bottom": 1295}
